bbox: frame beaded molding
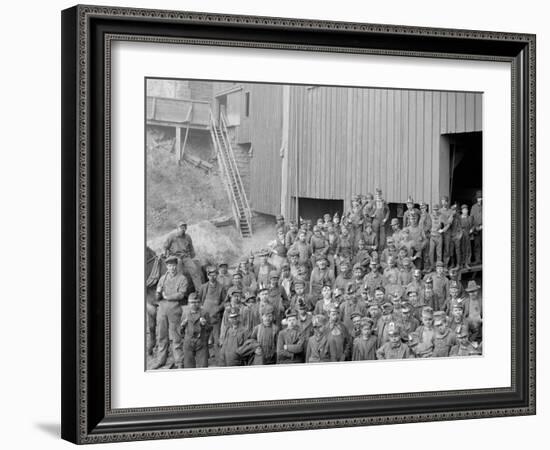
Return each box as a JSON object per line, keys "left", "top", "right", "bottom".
{"left": 74, "top": 4, "right": 536, "bottom": 443}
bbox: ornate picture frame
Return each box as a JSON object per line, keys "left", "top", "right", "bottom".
{"left": 61, "top": 5, "right": 536, "bottom": 444}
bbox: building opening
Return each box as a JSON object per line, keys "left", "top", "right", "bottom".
{"left": 441, "top": 131, "right": 482, "bottom": 207}
{"left": 297, "top": 197, "right": 344, "bottom": 224}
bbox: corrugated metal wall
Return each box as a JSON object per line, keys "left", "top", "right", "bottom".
{"left": 246, "top": 84, "right": 284, "bottom": 216}
{"left": 285, "top": 86, "right": 482, "bottom": 217}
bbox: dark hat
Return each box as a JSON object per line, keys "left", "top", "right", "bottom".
{"left": 449, "top": 280, "right": 460, "bottom": 289}
{"left": 381, "top": 302, "right": 394, "bottom": 314}
{"left": 218, "top": 262, "right": 228, "bottom": 267}
{"left": 296, "top": 300, "right": 307, "bottom": 311}
{"left": 419, "top": 201, "right": 427, "bottom": 208}
{"left": 285, "top": 308, "right": 298, "bottom": 318}
{"left": 257, "top": 284, "right": 269, "bottom": 293}
{"left": 244, "top": 291, "right": 256, "bottom": 302}
{"left": 424, "top": 276, "right": 433, "bottom": 285}
{"left": 388, "top": 326, "right": 401, "bottom": 337}
{"left": 188, "top": 292, "right": 199, "bottom": 302}
{"left": 422, "top": 306, "right": 434, "bottom": 317}
{"left": 352, "top": 262, "right": 364, "bottom": 271}
{"left": 350, "top": 311, "right": 363, "bottom": 320}
{"left": 433, "top": 311, "right": 446, "bottom": 321}
{"left": 281, "top": 262, "right": 290, "bottom": 270}
{"left": 406, "top": 286, "right": 418, "bottom": 295}
{"left": 435, "top": 261, "right": 444, "bottom": 267}
{"left": 260, "top": 303, "right": 275, "bottom": 315}
{"left": 402, "top": 257, "right": 411, "bottom": 265}
{"left": 316, "top": 255, "right": 329, "bottom": 264}
{"left": 165, "top": 254, "right": 179, "bottom": 265}
{"left": 269, "top": 270, "right": 280, "bottom": 279}
{"left": 293, "top": 279, "right": 306, "bottom": 288}
{"left": 228, "top": 307, "right": 241, "bottom": 318}
{"left": 406, "top": 196, "right": 414, "bottom": 204}
{"left": 206, "top": 265, "right": 218, "bottom": 274}
{"left": 276, "top": 214, "right": 284, "bottom": 220}
{"left": 400, "top": 302, "right": 413, "bottom": 313}
{"left": 177, "top": 220, "right": 187, "bottom": 227}
{"left": 232, "top": 271, "right": 243, "bottom": 279}
{"left": 228, "top": 287, "right": 242, "bottom": 296}
{"left": 322, "top": 280, "right": 333, "bottom": 288}
{"left": 441, "top": 195, "right": 449, "bottom": 202}
{"left": 328, "top": 304, "right": 340, "bottom": 313}
{"left": 390, "top": 218, "right": 399, "bottom": 226}
{"left": 432, "top": 203, "right": 440, "bottom": 211}
{"left": 461, "top": 204, "right": 469, "bottom": 210}
{"left": 475, "top": 190, "right": 482, "bottom": 198}
{"left": 465, "top": 280, "right": 481, "bottom": 292}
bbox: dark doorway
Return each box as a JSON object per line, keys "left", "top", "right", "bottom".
{"left": 297, "top": 197, "right": 344, "bottom": 224}
{"left": 448, "top": 132, "right": 482, "bottom": 207}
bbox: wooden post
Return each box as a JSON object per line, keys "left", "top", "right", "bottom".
{"left": 175, "top": 126, "right": 181, "bottom": 164}
{"left": 181, "top": 123, "right": 190, "bottom": 162}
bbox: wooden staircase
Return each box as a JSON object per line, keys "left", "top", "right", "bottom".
{"left": 209, "top": 111, "right": 253, "bottom": 238}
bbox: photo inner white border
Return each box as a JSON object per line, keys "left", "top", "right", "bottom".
{"left": 111, "top": 41, "right": 511, "bottom": 409}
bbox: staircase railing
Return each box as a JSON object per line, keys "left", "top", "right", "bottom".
{"left": 209, "top": 110, "right": 242, "bottom": 235}
{"left": 219, "top": 112, "right": 253, "bottom": 232}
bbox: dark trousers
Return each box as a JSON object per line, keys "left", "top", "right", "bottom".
{"left": 146, "top": 302, "right": 157, "bottom": 355}
{"left": 473, "top": 231, "right": 482, "bottom": 264}
{"left": 183, "top": 338, "right": 209, "bottom": 368}
{"left": 155, "top": 301, "right": 183, "bottom": 368}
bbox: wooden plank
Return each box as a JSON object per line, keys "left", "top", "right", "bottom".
{"left": 432, "top": 91, "right": 441, "bottom": 206}
{"left": 181, "top": 122, "right": 190, "bottom": 161}
{"left": 440, "top": 91, "right": 448, "bottom": 134}
{"left": 415, "top": 91, "right": 424, "bottom": 202}
{"left": 175, "top": 126, "right": 181, "bottom": 164}
{"left": 423, "top": 91, "right": 433, "bottom": 204}
{"left": 447, "top": 92, "right": 456, "bottom": 134}
{"left": 456, "top": 92, "right": 466, "bottom": 133}
{"left": 466, "top": 93, "right": 475, "bottom": 132}
{"left": 475, "top": 93, "right": 483, "bottom": 131}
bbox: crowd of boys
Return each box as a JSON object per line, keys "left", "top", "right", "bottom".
{"left": 148, "top": 188, "right": 483, "bottom": 369}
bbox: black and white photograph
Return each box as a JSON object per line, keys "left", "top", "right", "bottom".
{"left": 145, "top": 78, "right": 483, "bottom": 370}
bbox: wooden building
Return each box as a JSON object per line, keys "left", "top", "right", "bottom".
{"left": 212, "top": 82, "right": 482, "bottom": 222}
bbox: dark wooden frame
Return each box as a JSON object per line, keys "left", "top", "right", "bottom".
{"left": 61, "top": 4, "right": 536, "bottom": 444}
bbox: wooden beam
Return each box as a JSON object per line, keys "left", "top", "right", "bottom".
{"left": 175, "top": 126, "right": 181, "bottom": 164}
{"left": 181, "top": 122, "right": 191, "bottom": 161}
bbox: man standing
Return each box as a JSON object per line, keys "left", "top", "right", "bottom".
{"left": 180, "top": 292, "right": 212, "bottom": 368}
{"left": 459, "top": 204, "right": 474, "bottom": 269}
{"left": 219, "top": 307, "right": 251, "bottom": 366}
{"left": 277, "top": 309, "right": 306, "bottom": 364}
{"left": 427, "top": 204, "right": 449, "bottom": 271}
{"left": 309, "top": 256, "right": 335, "bottom": 299}
{"left": 432, "top": 311, "right": 457, "bottom": 357}
{"left": 163, "top": 220, "right": 202, "bottom": 292}
{"left": 372, "top": 197, "right": 390, "bottom": 252}
{"left": 352, "top": 318, "right": 377, "bottom": 361}
{"left": 470, "top": 190, "right": 483, "bottom": 265}
{"left": 250, "top": 307, "right": 279, "bottom": 365}
{"left": 402, "top": 196, "right": 420, "bottom": 229}
{"left": 197, "top": 266, "right": 226, "bottom": 361}
{"left": 306, "top": 315, "right": 332, "bottom": 363}
{"left": 151, "top": 256, "right": 188, "bottom": 369}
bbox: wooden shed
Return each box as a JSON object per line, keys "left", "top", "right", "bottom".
{"left": 213, "top": 82, "right": 483, "bottom": 222}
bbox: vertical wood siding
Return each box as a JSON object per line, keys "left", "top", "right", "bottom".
{"left": 245, "top": 84, "right": 284, "bottom": 216}
{"left": 283, "top": 86, "right": 482, "bottom": 216}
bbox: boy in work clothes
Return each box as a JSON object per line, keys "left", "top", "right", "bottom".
{"left": 180, "top": 292, "right": 212, "bottom": 368}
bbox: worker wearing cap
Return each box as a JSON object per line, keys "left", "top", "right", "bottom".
{"left": 439, "top": 196, "right": 453, "bottom": 268}
{"left": 327, "top": 305, "right": 352, "bottom": 361}
{"left": 390, "top": 218, "right": 404, "bottom": 247}
{"left": 397, "top": 302, "right": 420, "bottom": 336}
{"left": 339, "top": 284, "right": 368, "bottom": 335}
{"left": 146, "top": 246, "right": 159, "bottom": 357}
{"left": 285, "top": 221, "right": 299, "bottom": 248}
{"left": 310, "top": 225, "right": 329, "bottom": 267}
{"left": 470, "top": 190, "right": 483, "bottom": 265}
{"left": 363, "top": 259, "right": 384, "bottom": 296}
{"left": 335, "top": 226, "right": 354, "bottom": 270}
{"left": 220, "top": 288, "right": 251, "bottom": 340}
{"left": 289, "top": 230, "right": 313, "bottom": 272}
{"left": 217, "top": 262, "right": 232, "bottom": 290}
{"left": 449, "top": 325, "right": 482, "bottom": 356}
{"left": 398, "top": 256, "right": 414, "bottom": 286}
{"left": 219, "top": 307, "right": 251, "bottom": 366}
{"left": 350, "top": 263, "right": 366, "bottom": 292}
{"left": 427, "top": 204, "right": 449, "bottom": 272}
{"left": 306, "top": 315, "right": 331, "bottom": 363}
{"left": 250, "top": 304, "right": 279, "bottom": 365}
{"left": 376, "top": 301, "right": 396, "bottom": 347}
{"left": 151, "top": 255, "right": 188, "bottom": 369}
{"left": 278, "top": 262, "right": 293, "bottom": 299}
{"left": 406, "top": 212, "right": 427, "bottom": 269}
{"left": 425, "top": 261, "right": 449, "bottom": 302}
{"left": 267, "top": 270, "right": 288, "bottom": 323}
{"left": 362, "top": 221, "right": 378, "bottom": 256}
{"left": 334, "top": 259, "right": 353, "bottom": 291}
{"left": 255, "top": 249, "right": 276, "bottom": 288}
{"left": 352, "top": 318, "right": 377, "bottom": 361}
{"left": 353, "top": 239, "right": 371, "bottom": 269}
{"left": 238, "top": 259, "right": 258, "bottom": 295}
{"left": 271, "top": 228, "right": 289, "bottom": 270}
{"left": 275, "top": 214, "right": 289, "bottom": 235}
{"left": 459, "top": 204, "right": 474, "bottom": 269}
{"left": 380, "top": 236, "right": 399, "bottom": 269}
{"left": 376, "top": 325, "right": 414, "bottom": 359}
{"left": 422, "top": 276, "right": 441, "bottom": 311}
{"left": 432, "top": 311, "right": 456, "bottom": 357}
{"left": 442, "top": 280, "right": 467, "bottom": 317}
{"left": 313, "top": 283, "right": 335, "bottom": 316}
{"left": 277, "top": 309, "right": 306, "bottom": 364}
{"left": 418, "top": 202, "right": 431, "bottom": 268}
{"left": 162, "top": 221, "right": 202, "bottom": 292}
{"left": 310, "top": 256, "right": 335, "bottom": 299}
{"left": 247, "top": 287, "right": 275, "bottom": 332}
{"left": 410, "top": 307, "right": 436, "bottom": 358}
{"left": 197, "top": 266, "right": 226, "bottom": 361}
{"left": 446, "top": 204, "right": 463, "bottom": 269}
{"left": 406, "top": 269, "right": 425, "bottom": 302}
{"left": 403, "top": 196, "right": 420, "bottom": 229}
{"left": 296, "top": 300, "right": 314, "bottom": 340}
{"left": 464, "top": 280, "right": 483, "bottom": 343}
{"left": 180, "top": 292, "right": 212, "bottom": 368}
{"left": 372, "top": 197, "right": 390, "bottom": 252}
